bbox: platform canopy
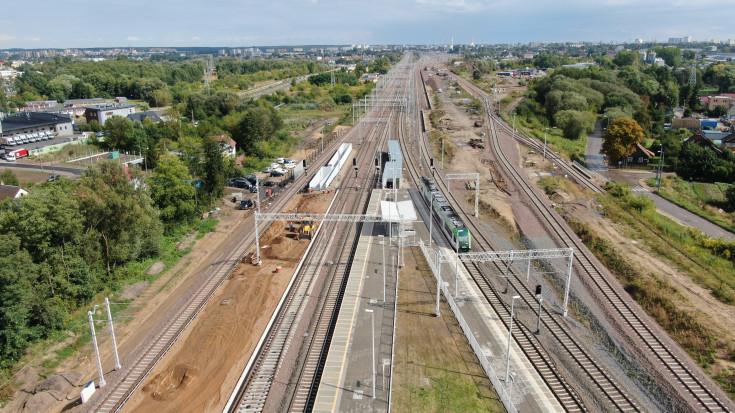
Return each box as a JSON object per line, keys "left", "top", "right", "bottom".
{"left": 380, "top": 200, "right": 417, "bottom": 222}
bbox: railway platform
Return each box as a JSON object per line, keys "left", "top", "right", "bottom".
{"left": 408, "top": 188, "right": 565, "bottom": 412}
{"left": 313, "top": 188, "right": 402, "bottom": 412}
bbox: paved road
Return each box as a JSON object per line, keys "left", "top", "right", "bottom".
{"left": 0, "top": 161, "right": 85, "bottom": 177}
{"left": 584, "top": 121, "right": 606, "bottom": 171}
{"left": 585, "top": 126, "right": 735, "bottom": 241}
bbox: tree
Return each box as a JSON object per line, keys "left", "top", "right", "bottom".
{"left": 613, "top": 51, "right": 639, "bottom": 68}
{"left": 553, "top": 110, "right": 596, "bottom": 140}
{"left": 0, "top": 169, "right": 19, "bottom": 186}
{"left": 651, "top": 46, "right": 682, "bottom": 68}
{"left": 230, "top": 106, "right": 282, "bottom": 154}
{"left": 601, "top": 118, "right": 645, "bottom": 162}
{"left": 150, "top": 155, "right": 197, "bottom": 229}
{"left": 103, "top": 116, "right": 134, "bottom": 149}
{"left": 200, "top": 136, "right": 226, "bottom": 205}
{"left": 676, "top": 143, "right": 720, "bottom": 181}
{"left": 78, "top": 161, "right": 162, "bottom": 278}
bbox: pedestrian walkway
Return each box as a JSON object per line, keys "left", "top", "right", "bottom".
{"left": 631, "top": 185, "right": 649, "bottom": 192}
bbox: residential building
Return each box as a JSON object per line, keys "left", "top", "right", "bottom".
{"left": 0, "top": 185, "right": 28, "bottom": 201}
{"left": 128, "top": 111, "right": 162, "bottom": 123}
{"left": 0, "top": 112, "right": 74, "bottom": 139}
{"left": 627, "top": 143, "right": 655, "bottom": 165}
{"left": 700, "top": 94, "right": 735, "bottom": 111}
{"left": 84, "top": 104, "right": 136, "bottom": 126}
{"left": 721, "top": 132, "right": 735, "bottom": 152}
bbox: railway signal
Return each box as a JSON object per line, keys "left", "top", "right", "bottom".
{"left": 535, "top": 285, "right": 543, "bottom": 335}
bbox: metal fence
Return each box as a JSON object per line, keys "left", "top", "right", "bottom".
{"left": 418, "top": 239, "right": 518, "bottom": 413}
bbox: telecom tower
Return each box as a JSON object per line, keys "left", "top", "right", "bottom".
{"left": 688, "top": 65, "right": 697, "bottom": 86}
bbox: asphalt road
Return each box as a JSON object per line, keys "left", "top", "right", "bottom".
{"left": 585, "top": 125, "right": 735, "bottom": 241}
{"left": 0, "top": 161, "right": 85, "bottom": 177}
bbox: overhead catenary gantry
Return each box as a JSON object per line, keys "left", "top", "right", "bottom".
{"left": 252, "top": 212, "right": 388, "bottom": 265}
{"left": 445, "top": 173, "right": 480, "bottom": 218}
{"left": 432, "top": 246, "right": 575, "bottom": 317}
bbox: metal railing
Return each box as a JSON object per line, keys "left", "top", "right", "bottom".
{"left": 418, "top": 239, "right": 518, "bottom": 413}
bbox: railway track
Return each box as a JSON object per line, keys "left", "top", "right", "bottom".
{"left": 400, "top": 72, "right": 595, "bottom": 412}
{"left": 450, "top": 71, "right": 734, "bottom": 412}
{"left": 226, "top": 57, "right": 415, "bottom": 413}
{"left": 85, "top": 121, "right": 358, "bottom": 413}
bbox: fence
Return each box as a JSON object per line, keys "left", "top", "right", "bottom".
{"left": 418, "top": 239, "right": 518, "bottom": 413}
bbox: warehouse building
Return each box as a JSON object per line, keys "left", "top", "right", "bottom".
{"left": 84, "top": 103, "right": 136, "bottom": 126}
{"left": 0, "top": 111, "right": 74, "bottom": 139}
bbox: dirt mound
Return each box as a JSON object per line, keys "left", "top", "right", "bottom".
{"left": 176, "top": 233, "right": 197, "bottom": 251}
{"left": 142, "top": 364, "right": 198, "bottom": 401}
{"left": 120, "top": 281, "right": 150, "bottom": 300}
{"left": 146, "top": 261, "right": 165, "bottom": 276}
{"left": 35, "top": 371, "right": 81, "bottom": 394}
{"left": 22, "top": 391, "right": 57, "bottom": 413}
{"left": 263, "top": 233, "right": 302, "bottom": 263}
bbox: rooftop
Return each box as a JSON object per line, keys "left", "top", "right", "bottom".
{"left": 0, "top": 112, "right": 72, "bottom": 132}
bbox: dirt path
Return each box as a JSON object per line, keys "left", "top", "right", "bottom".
{"left": 121, "top": 193, "right": 334, "bottom": 413}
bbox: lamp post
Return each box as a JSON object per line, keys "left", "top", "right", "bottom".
{"left": 657, "top": 145, "right": 665, "bottom": 190}
{"left": 505, "top": 295, "right": 521, "bottom": 382}
{"left": 429, "top": 191, "right": 434, "bottom": 247}
{"left": 455, "top": 235, "right": 460, "bottom": 298}
{"left": 379, "top": 235, "right": 385, "bottom": 302}
{"left": 365, "top": 308, "right": 376, "bottom": 400}
{"left": 508, "top": 372, "right": 516, "bottom": 404}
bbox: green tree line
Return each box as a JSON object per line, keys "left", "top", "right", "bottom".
{"left": 0, "top": 155, "right": 205, "bottom": 367}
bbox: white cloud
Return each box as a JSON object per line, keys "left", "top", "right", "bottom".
{"left": 192, "top": 36, "right": 201, "bottom": 41}
{"left": 0, "top": 34, "right": 17, "bottom": 42}
{"left": 126, "top": 36, "right": 140, "bottom": 41}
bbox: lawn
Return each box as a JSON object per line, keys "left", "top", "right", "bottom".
{"left": 392, "top": 248, "right": 504, "bottom": 413}
{"left": 648, "top": 177, "right": 735, "bottom": 234}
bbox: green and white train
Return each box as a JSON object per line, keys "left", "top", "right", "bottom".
{"left": 420, "top": 176, "right": 471, "bottom": 252}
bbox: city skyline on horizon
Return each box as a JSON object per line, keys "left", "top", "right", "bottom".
{"left": 0, "top": 0, "right": 730, "bottom": 50}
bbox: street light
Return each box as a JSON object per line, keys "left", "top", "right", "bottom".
{"left": 365, "top": 308, "right": 376, "bottom": 400}
{"left": 657, "top": 145, "right": 665, "bottom": 190}
{"left": 379, "top": 235, "right": 386, "bottom": 302}
{"left": 428, "top": 191, "right": 434, "bottom": 247}
{"left": 508, "top": 372, "right": 517, "bottom": 403}
{"left": 505, "top": 295, "right": 521, "bottom": 382}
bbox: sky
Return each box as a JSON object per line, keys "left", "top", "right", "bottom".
{"left": 0, "top": 0, "right": 730, "bottom": 49}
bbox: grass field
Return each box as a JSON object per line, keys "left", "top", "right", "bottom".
{"left": 648, "top": 177, "right": 735, "bottom": 233}
{"left": 392, "top": 248, "right": 504, "bottom": 413}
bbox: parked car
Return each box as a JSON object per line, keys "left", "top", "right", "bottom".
{"left": 270, "top": 169, "right": 286, "bottom": 177}
{"left": 246, "top": 174, "right": 258, "bottom": 185}
{"left": 263, "top": 166, "right": 273, "bottom": 173}
{"left": 270, "top": 162, "right": 280, "bottom": 169}
{"left": 238, "top": 199, "right": 254, "bottom": 210}
{"left": 233, "top": 178, "right": 252, "bottom": 189}
{"left": 263, "top": 180, "right": 276, "bottom": 187}
{"left": 249, "top": 185, "right": 259, "bottom": 193}
{"left": 275, "top": 157, "right": 285, "bottom": 164}
{"left": 46, "top": 174, "right": 61, "bottom": 182}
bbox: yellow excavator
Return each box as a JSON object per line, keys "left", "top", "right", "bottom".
{"left": 288, "top": 217, "right": 316, "bottom": 241}
{"left": 300, "top": 218, "right": 315, "bottom": 240}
